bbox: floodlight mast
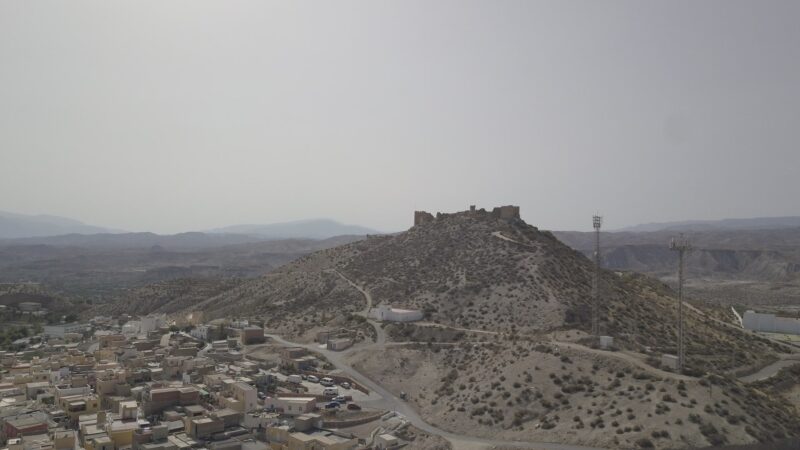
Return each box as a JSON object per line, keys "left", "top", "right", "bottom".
{"left": 592, "top": 215, "right": 602, "bottom": 337}
{"left": 670, "top": 234, "right": 692, "bottom": 372}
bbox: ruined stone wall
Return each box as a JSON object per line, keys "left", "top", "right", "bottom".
{"left": 491, "top": 205, "right": 520, "bottom": 220}
{"left": 415, "top": 205, "right": 519, "bottom": 226}
{"left": 414, "top": 211, "right": 435, "bottom": 226}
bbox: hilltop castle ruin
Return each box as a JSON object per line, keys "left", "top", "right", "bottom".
{"left": 413, "top": 205, "right": 520, "bottom": 226}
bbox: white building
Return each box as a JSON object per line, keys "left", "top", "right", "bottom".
{"left": 263, "top": 396, "right": 316, "bottom": 416}
{"left": 326, "top": 338, "right": 353, "bottom": 351}
{"left": 43, "top": 323, "right": 89, "bottom": 338}
{"left": 121, "top": 314, "right": 167, "bottom": 337}
{"left": 368, "top": 304, "right": 423, "bottom": 322}
{"left": 231, "top": 319, "right": 249, "bottom": 329}
{"left": 743, "top": 310, "right": 800, "bottom": 335}
{"left": 140, "top": 314, "right": 167, "bottom": 333}
{"left": 190, "top": 325, "right": 210, "bottom": 341}
{"left": 121, "top": 321, "right": 140, "bottom": 336}
{"left": 375, "top": 434, "right": 399, "bottom": 449}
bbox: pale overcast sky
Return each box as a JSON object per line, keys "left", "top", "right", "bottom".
{"left": 1, "top": 1, "right": 798, "bottom": 233}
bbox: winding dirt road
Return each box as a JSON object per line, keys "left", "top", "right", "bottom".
{"left": 327, "top": 269, "right": 386, "bottom": 345}
{"left": 553, "top": 341, "right": 695, "bottom": 381}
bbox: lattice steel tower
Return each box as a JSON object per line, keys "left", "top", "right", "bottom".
{"left": 670, "top": 234, "right": 691, "bottom": 372}
{"left": 592, "top": 215, "right": 602, "bottom": 337}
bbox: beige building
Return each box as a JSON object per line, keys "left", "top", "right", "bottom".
{"left": 186, "top": 417, "right": 223, "bottom": 439}
{"left": 263, "top": 396, "right": 316, "bottom": 416}
{"left": 52, "top": 430, "right": 76, "bottom": 450}
{"left": 286, "top": 431, "right": 358, "bottom": 450}
{"left": 221, "top": 381, "right": 257, "bottom": 413}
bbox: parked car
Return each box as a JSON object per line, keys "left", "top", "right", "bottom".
{"left": 346, "top": 403, "right": 361, "bottom": 411}
{"left": 320, "top": 377, "right": 335, "bottom": 387}
{"left": 257, "top": 392, "right": 266, "bottom": 399}
{"left": 324, "top": 402, "right": 340, "bottom": 409}
{"left": 332, "top": 396, "right": 347, "bottom": 403}
{"left": 340, "top": 381, "right": 351, "bottom": 389}
{"left": 323, "top": 387, "right": 339, "bottom": 397}
{"left": 306, "top": 375, "right": 319, "bottom": 383}
{"left": 287, "top": 374, "right": 303, "bottom": 384}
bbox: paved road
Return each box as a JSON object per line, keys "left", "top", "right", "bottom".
{"left": 739, "top": 355, "right": 800, "bottom": 383}
{"left": 262, "top": 333, "right": 604, "bottom": 450}
{"left": 177, "top": 331, "right": 212, "bottom": 357}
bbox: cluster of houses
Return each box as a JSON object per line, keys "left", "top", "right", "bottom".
{"left": 0, "top": 314, "right": 407, "bottom": 450}
{"left": 3, "top": 303, "right": 49, "bottom": 318}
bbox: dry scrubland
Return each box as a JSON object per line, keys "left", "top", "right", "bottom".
{"left": 397, "top": 426, "right": 451, "bottom": 450}
{"left": 101, "top": 278, "right": 244, "bottom": 316}
{"left": 348, "top": 341, "right": 799, "bottom": 449}
{"left": 752, "top": 363, "right": 800, "bottom": 411}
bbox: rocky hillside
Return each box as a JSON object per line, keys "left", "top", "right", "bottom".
{"left": 98, "top": 278, "right": 245, "bottom": 316}
{"left": 177, "top": 208, "right": 788, "bottom": 373}
{"left": 196, "top": 209, "right": 591, "bottom": 331}
{"left": 350, "top": 339, "right": 800, "bottom": 450}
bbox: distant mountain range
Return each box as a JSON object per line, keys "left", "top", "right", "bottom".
{"left": 207, "top": 219, "right": 380, "bottom": 240}
{"left": 5, "top": 208, "right": 799, "bottom": 244}
{"left": 0, "top": 211, "right": 380, "bottom": 242}
{"left": 616, "top": 216, "right": 800, "bottom": 232}
{"left": 0, "top": 211, "right": 118, "bottom": 239}
{"left": 0, "top": 232, "right": 265, "bottom": 249}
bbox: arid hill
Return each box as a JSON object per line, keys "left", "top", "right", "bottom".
{"left": 98, "top": 278, "right": 245, "bottom": 317}
{"left": 117, "top": 207, "right": 800, "bottom": 449}
{"left": 183, "top": 208, "right": 788, "bottom": 373}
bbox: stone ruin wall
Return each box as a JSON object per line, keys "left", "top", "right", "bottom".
{"left": 413, "top": 205, "right": 520, "bottom": 226}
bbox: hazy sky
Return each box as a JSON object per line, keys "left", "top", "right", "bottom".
{"left": 1, "top": 1, "right": 798, "bottom": 233}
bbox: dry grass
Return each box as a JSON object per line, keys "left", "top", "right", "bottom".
{"left": 349, "top": 340, "right": 800, "bottom": 449}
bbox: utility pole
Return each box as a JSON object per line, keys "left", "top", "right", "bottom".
{"left": 670, "top": 234, "right": 691, "bottom": 372}
{"left": 592, "top": 215, "right": 602, "bottom": 337}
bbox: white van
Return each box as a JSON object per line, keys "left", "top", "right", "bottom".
{"left": 323, "top": 387, "right": 339, "bottom": 396}
{"left": 287, "top": 374, "right": 302, "bottom": 384}
{"left": 320, "top": 377, "right": 334, "bottom": 387}
{"left": 306, "top": 375, "right": 319, "bottom": 383}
